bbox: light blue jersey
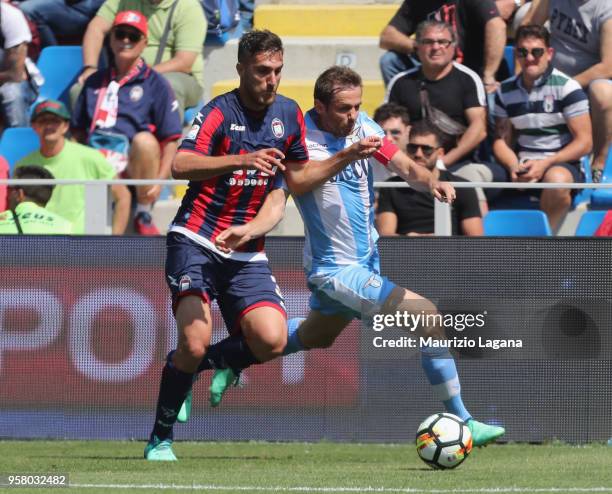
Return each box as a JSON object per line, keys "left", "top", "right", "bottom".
{"left": 295, "top": 110, "right": 386, "bottom": 275}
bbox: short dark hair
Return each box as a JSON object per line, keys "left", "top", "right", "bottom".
{"left": 373, "top": 103, "right": 410, "bottom": 126}
{"left": 409, "top": 120, "right": 452, "bottom": 152}
{"left": 237, "top": 29, "right": 283, "bottom": 63}
{"left": 415, "top": 20, "right": 456, "bottom": 44}
{"left": 515, "top": 24, "right": 550, "bottom": 47}
{"left": 314, "top": 66, "right": 362, "bottom": 106}
{"left": 11, "top": 165, "right": 55, "bottom": 206}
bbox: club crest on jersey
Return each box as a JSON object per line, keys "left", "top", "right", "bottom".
{"left": 543, "top": 94, "right": 554, "bottom": 113}
{"left": 129, "top": 85, "right": 143, "bottom": 102}
{"left": 179, "top": 275, "right": 191, "bottom": 292}
{"left": 187, "top": 125, "right": 200, "bottom": 140}
{"left": 271, "top": 118, "right": 284, "bottom": 138}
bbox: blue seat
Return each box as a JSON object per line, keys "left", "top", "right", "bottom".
{"left": 36, "top": 46, "right": 83, "bottom": 106}
{"left": 484, "top": 210, "right": 553, "bottom": 236}
{"left": 184, "top": 103, "right": 202, "bottom": 126}
{"left": 590, "top": 148, "right": 612, "bottom": 209}
{"left": 575, "top": 210, "right": 607, "bottom": 236}
{"left": 0, "top": 127, "right": 40, "bottom": 173}
{"left": 573, "top": 155, "right": 592, "bottom": 207}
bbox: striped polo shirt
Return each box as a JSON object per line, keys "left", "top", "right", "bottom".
{"left": 493, "top": 66, "right": 589, "bottom": 160}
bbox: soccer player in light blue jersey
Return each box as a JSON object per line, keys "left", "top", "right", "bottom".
{"left": 190, "top": 66, "right": 505, "bottom": 447}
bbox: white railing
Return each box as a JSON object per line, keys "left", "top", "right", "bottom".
{"left": 2, "top": 179, "right": 612, "bottom": 235}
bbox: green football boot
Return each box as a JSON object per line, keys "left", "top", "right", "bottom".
{"left": 209, "top": 368, "right": 240, "bottom": 407}
{"left": 177, "top": 390, "right": 192, "bottom": 423}
{"left": 144, "top": 436, "right": 177, "bottom": 461}
{"left": 467, "top": 419, "right": 505, "bottom": 447}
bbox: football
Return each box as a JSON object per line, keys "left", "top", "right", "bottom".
{"left": 415, "top": 413, "right": 473, "bottom": 469}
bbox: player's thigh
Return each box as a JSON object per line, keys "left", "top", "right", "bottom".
{"left": 218, "top": 259, "right": 287, "bottom": 349}
{"left": 165, "top": 232, "right": 218, "bottom": 364}
{"left": 297, "top": 310, "right": 351, "bottom": 349}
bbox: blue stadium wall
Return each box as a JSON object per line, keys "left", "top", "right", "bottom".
{"left": 0, "top": 236, "right": 610, "bottom": 442}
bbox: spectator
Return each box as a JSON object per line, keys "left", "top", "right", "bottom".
{"left": 17, "top": 0, "right": 105, "bottom": 47}
{"left": 522, "top": 0, "right": 612, "bottom": 181}
{"left": 377, "top": 120, "right": 482, "bottom": 236}
{"left": 71, "top": 10, "right": 181, "bottom": 235}
{"left": 76, "top": 0, "right": 206, "bottom": 119}
{"left": 492, "top": 25, "right": 592, "bottom": 231}
{"left": 0, "top": 1, "right": 40, "bottom": 130}
{"left": 372, "top": 102, "right": 411, "bottom": 182}
{"left": 378, "top": 0, "right": 447, "bottom": 86}
{"left": 16, "top": 99, "right": 131, "bottom": 234}
{"left": 0, "top": 165, "right": 72, "bottom": 234}
{"left": 386, "top": 20, "right": 493, "bottom": 213}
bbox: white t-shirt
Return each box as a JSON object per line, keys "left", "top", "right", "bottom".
{"left": 549, "top": 0, "right": 612, "bottom": 77}
{"left": 0, "top": 3, "right": 31, "bottom": 49}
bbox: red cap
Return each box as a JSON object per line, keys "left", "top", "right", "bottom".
{"left": 113, "top": 10, "right": 148, "bottom": 36}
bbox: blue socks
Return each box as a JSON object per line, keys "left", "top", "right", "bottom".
{"left": 283, "top": 317, "right": 306, "bottom": 355}
{"left": 420, "top": 346, "right": 471, "bottom": 421}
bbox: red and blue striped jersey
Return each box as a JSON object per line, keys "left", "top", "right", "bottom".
{"left": 170, "top": 89, "right": 308, "bottom": 260}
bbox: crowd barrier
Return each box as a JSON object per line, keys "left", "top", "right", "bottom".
{"left": 0, "top": 236, "right": 610, "bottom": 443}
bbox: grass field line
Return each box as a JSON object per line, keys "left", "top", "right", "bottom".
{"left": 70, "top": 483, "right": 612, "bottom": 493}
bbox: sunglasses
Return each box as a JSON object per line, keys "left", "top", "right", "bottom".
{"left": 516, "top": 47, "right": 546, "bottom": 59}
{"left": 407, "top": 143, "right": 437, "bottom": 157}
{"left": 418, "top": 38, "right": 453, "bottom": 48}
{"left": 384, "top": 128, "right": 402, "bottom": 137}
{"left": 113, "top": 28, "right": 143, "bottom": 43}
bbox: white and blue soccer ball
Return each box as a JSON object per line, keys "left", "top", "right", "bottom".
{"left": 415, "top": 413, "right": 473, "bottom": 469}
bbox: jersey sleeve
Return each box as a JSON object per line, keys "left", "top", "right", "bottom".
{"left": 560, "top": 79, "right": 589, "bottom": 120}
{"left": 179, "top": 101, "right": 225, "bottom": 156}
{"left": 150, "top": 74, "right": 182, "bottom": 143}
{"left": 284, "top": 105, "right": 309, "bottom": 163}
{"left": 492, "top": 89, "right": 508, "bottom": 119}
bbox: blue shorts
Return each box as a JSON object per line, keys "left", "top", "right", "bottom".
{"left": 307, "top": 252, "right": 396, "bottom": 320}
{"left": 165, "top": 232, "right": 286, "bottom": 332}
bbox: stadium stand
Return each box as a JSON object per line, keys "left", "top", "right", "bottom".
{"left": 574, "top": 210, "right": 607, "bottom": 236}
{"left": 35, "top": 46, "right": 83, "bottom": 106}
{"left": 588, "top": 149, "right": 612, "bottom": 210}
{"left": 0, "top": 127, "right": 40, "bottom": 173}
{"left": 483, "top": 210, "right": 553, "bottom": 236}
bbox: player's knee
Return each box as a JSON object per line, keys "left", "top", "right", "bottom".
{"left": 242, "top": 321, "right": 287, "bottom": 359}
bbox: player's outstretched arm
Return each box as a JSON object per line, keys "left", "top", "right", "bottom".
{"left": 284, "top": 136, "right": 381, "bottom": 196}
{"left": 215, "top": 188, "right": 289, "bottom": 253}
{"left": 388, "top": 149, "right": 456, "bottom": 203}
{"left": 172, "top": 148, "right": 286, "bottom": 181}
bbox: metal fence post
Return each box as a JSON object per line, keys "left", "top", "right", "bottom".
{"left": 434, "top": 199, "right": 452, "bottom": 236}
{"left": 84, "top": 183, "right": 110, "bottom": 234}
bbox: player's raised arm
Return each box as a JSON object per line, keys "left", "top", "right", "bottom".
{"left": 283, "top": 136, "right": 381, "bottom": 196}
{"left": 215, "top": 187, "right": 289, "bottom": 253}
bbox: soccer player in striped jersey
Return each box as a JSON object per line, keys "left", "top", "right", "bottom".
{"left": 204, "top": 66, "right": 506, "bottom": 447}
{"left": 492, "top": 24, "right": 592, "bottom": 231}
{"left": 144, "top": 31, "right": 380, "bottom": 461}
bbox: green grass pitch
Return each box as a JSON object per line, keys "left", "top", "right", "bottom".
{"left": 0, "top": 441, "right": 611, "bottom": 493}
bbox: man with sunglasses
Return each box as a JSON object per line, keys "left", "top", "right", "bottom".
{"left": 377, "top": 120, "right": 483, "bottom": 237}
{"left": 72, "top": 10, "right": 182, "bottom": 235}
{"left": 387, "top": 20, "right": 495, "bottom": 214}
{"left": 492, "top": 24, "right": 592, "bottom": 231}
{"left": 522, "top": 0, "right": 612, "bottom": 183}
{"left": 76, "top": 0, "right": 205, "bottom": 120}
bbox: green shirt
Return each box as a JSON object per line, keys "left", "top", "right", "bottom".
{"left": 0, "top": 202, "right": 73, "bottom": 234}
{"left": 97, "top": 0, "right": 206, "bottom": 87}
{"left": 16, "top": 141, "right": 116, "bottom": 234}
